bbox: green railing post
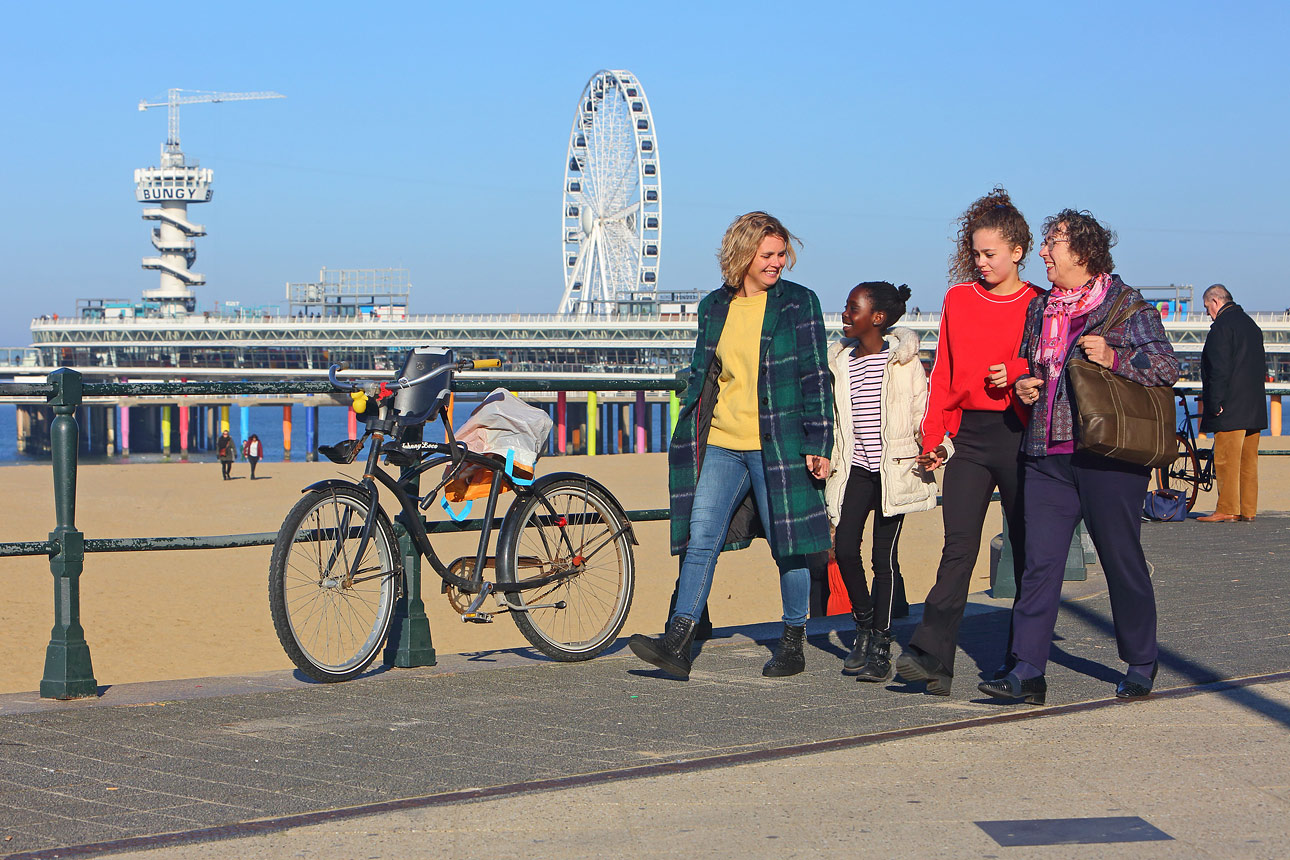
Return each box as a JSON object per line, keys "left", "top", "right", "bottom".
{"left": 384, "top": 422, "right": 435, "bottom": 669}
{"left": 41, "top": 368, "right": 98, "bottom": 699}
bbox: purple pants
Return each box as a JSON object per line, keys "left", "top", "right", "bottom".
{"left": 1010, "top": 452, "right": 1158, "bottom": 673}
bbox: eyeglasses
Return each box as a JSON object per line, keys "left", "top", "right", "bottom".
{"left": 1039, "top": 237, "right": 1069, "bottom": 251}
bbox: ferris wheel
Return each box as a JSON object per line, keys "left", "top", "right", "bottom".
{"left": 558, "top": 69, "right": 661, "bottom": 315}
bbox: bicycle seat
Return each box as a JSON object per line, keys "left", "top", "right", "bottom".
{"left": 320, "top": 438, "right": 364, "bottom": 464}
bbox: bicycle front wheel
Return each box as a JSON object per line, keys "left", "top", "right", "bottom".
{"left": 269, "top": 486, "right": 400, "bottom": 682}
{"left": 499, "top": 478, "right": 635, "bottom": 661}
{"left": 1152, "top": 434, "right": 1201, "bottom": 512}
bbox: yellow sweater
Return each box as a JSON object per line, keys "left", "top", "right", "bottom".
{"left": 708, "top": 292, "right": 766, "bottom": 450}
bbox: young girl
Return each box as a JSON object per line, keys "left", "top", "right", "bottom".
{"left": 825, "top": 282, "right": 937, "bottom": 681}
{"left": 895, "top": 187, "right": 1042, "bottom": 695}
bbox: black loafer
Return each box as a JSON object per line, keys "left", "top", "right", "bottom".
{"left": 978, "top": 672, "right": 1047, "bottom": 705}
{"left": 894, "top": 646, "right": 952, "bottom": 696}
{"left": 1116, "top": 663, "right": 1158, "bottom": 698}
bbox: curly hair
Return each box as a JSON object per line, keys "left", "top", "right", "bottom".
{"left": 949, "top": 186, "right": 1032, "bottom": 284}
{"left": 1042, "top": 209, "right": 1116, "bottom": 276}
{"left": 852, "top": 281, "right": 912, "bottom": 332}
{"left": 717, "top": 211, "right": 799, "bottom": 288}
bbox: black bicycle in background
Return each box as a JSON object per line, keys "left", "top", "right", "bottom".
{"left": 268, "top": 348, "right": 636, "bottom": 682}
{"left": 1151, "top": 390, "right": 1215, "bottom": 512}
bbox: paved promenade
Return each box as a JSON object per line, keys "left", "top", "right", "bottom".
{"left": 1, "top": 515, "right": 1287, "bottom": 859}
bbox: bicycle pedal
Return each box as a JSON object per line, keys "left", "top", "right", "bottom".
{"left": 460, "top": 611, "right": 494, "bottom": 624}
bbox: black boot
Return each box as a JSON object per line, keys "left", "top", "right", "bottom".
{"left": 629, "top": 616, "right": 698, "bottom": 679}
{"left": 841, "top": 610, "right": 873, "bottom": 675}
{"left": 855, "top": 628, "right": 893, "bottom": 682}
{"left": 762, "top": 624, "right": 806, "bottom": 678}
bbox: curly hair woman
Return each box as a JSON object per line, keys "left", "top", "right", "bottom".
{"left": 895, "top": 187, "right": 1043, "bottom": 696}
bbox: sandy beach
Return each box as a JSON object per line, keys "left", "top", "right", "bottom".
{"left": 3, "top": 442, "right": 1287, "bottom": 695}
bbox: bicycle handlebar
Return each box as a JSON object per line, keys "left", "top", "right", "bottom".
{"left": 327, "top": 357, "right": 500, "bottom": 394}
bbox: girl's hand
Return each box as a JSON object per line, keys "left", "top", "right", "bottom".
{"left": 986, "top": 363, "right": 1009, "bottom": 388}
{"left": 806, "top": 455, "right": 830, "bottom": 480}
{"left": 915, "top": 446, "right": 947, "bottom": 471}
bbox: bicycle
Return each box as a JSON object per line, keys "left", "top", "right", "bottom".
{"left": 1149, "top": 389, "right": 1215, "bottom": 512}
{"left": 268, "top": 347, "right": 637, "bottom": 682}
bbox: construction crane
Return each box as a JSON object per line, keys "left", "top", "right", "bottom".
{"left": 138, "top": 88, "right": 285, "bottom": 157}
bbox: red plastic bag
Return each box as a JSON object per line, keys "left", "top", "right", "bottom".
{"left": 826, "top": 557, "right": 852, "bottom": 615}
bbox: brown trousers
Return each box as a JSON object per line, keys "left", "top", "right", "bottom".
{"left": 1212, "top": 429, "right": 1260, "bottom": 518}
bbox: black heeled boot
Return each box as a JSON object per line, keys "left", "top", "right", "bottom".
{"left": 762, "top": 624, "right": 806, "bottom": 678}
{"left": 855, "top": 628, "right": 893, "bottom": 682}
{"left": 842, "top": 610, "right": 873, "bottom": 675}
{"left": 629, "top": 616, "right": 698, "bottom": 679}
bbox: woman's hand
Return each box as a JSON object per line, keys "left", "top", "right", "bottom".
{"left": 1077, "top": 334, "right": 1115, "bottom": 368}
{"left": 986, "top": 363, "right": 1009, "bottom": 388}
{"left": 1016, "top": 376, "right": 1044, "bottom": 405}
{"left": 805, "top": 455, "right": 830, "bottom": 480}
{"left": 915, "top": 446, "right": 947, "bottom": 471}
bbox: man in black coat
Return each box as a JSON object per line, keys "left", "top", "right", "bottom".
{"left": 1198, "top": 284, "right": 1267, "bottom": 522}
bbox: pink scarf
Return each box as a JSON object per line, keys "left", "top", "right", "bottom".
{"left": 1037, "top": 272, "right": 1112, "bottom": 374}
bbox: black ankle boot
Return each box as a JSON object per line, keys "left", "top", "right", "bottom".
{"left": 762, "top": 624, "right": 806, "bottom": 677}
{"left": 629, "top": 616, "right": 698, "bottom": 679}
{"left": 842, "top": 610, "right": 873, "bottom": 675}
{"left": 855, "top": 628, "right": 893, "bottom": 682}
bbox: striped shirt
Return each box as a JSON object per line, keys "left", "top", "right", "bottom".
{"left": 848, "top": 348, "right": 887, "bottom": 471}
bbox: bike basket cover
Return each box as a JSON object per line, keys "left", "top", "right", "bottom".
{"left": 1142, "top": 488, "right": 1187, "bottom": 522}
{"left": 455, "top": 388, "right": 552, "bottom": 465}
{"left": 393, "top": 346, "right": 454, "bottom": 425}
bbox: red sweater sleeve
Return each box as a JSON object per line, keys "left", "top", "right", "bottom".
{"left": 920, "top": 294, "right": 953, "bottom": 454}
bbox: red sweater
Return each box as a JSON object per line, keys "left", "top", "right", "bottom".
{"left": 920, "top": 281, "right": 1042, "bottom": 454}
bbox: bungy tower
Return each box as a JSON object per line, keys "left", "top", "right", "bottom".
{"left": 134, "top": 89, "right": 284, "bottom": 315}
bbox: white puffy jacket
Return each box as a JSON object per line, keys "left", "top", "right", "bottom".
{"left": 824, "top": 327, "right": 942, "bottom": 522}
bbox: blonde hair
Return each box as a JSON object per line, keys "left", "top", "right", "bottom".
{"left": 717, "top": 211, "right": 799, "bottom": 288}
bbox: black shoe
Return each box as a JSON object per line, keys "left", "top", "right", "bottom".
{"left": 1116, "top": 663, "right": 1158, "bottom": 698}
{"left": 629, "top": 616, "right": 698, "bottom": 679}
{"left": 762, "top": 624, "right": 806, "bottom": 678}
{"left": 989, "top": 655, "right": 1018, "bottom": 681}
{"left": 842, "top": 610, "right": 873, "bottom": 675}
{"left": 894, "top": 645, "right": 952, "bottom": 696}
{"left": 978, "top": 672, "right": 1047, "bottom": 705}
{"left": 855, "top": 628, "right": 893, "bottom": 683}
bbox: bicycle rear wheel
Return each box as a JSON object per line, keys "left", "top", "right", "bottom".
{"left": 498, "top": 477, "right": 635, "bottom": 661}
{"left": 269, "top": 486, "right": 400, "bottom": 682}
{"left": 1152, "top": 434, "right": 1201, "bottom": 512}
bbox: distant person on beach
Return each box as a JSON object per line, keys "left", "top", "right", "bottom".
{"left": 1197, "top": 283, "right": 1267, "bottom": 522}
{"left": 629, "top": 211, "right": 833, "bottom": 680}
{"left": 979, "top": 209, "right": 1180, "bottom": 705}
{"left": 825, "top": 281, "right": 936, "bottom": 681}
{"left": 217, "top": 430, "right": 235, "bottom": 480}
{"left": 245, "top": 433, "right": 264, "bottom": 479}
{"left": 895, "top": 188, "right": 1041, "bottom": 696}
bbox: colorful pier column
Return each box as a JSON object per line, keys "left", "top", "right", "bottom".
{"left": 586, "top": 391, "right": 598, "bottom": 456}
{"left": 160, "top": 406, "right": 172, "bottom": 458}
{"left": 239, "top": 405, "right": 250, "bottom": 448}
{"left": 178, "top": 404, "right": 190, "bottom": 459}
{"left": 556, "top": 391, "right": 568, "bottom": 454}
{"left": 305, "top": 405, "right": 318, "bottom": 461}
{"left": 348, "top": 402, "right": 358, "bottom": 440}
{"left": 106, "top": 405, "right": 116, "bottom": 456}
{"left": 219, "top": 405, "right": 230, "bottom": 434}
{"left": 669, "top": 390, "right": 680, "bottom": 437}
{"left": 635, "top": 391, "right": 647, "bottom": 453}
{"left": 1272, "top": 395, "right": 1282, "bottom": 436}
{"left": 119, "top": 405, "right": 130, "bottom": 456}
{"left": 282, "top": 405, "right": 293, "bottom": 461}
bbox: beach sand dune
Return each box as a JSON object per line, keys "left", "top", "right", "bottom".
{"left": 2, "top": 445, "right": 1283, "bottom": 695}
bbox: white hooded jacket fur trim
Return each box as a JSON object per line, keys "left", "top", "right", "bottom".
{"left": 824, "top": 327, "right": 942, "bottom": 522}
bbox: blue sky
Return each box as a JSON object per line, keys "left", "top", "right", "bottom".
{"left": 1, "top": 1, "right": 1287, "bottom": 347}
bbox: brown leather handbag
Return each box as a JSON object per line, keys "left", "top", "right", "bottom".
{"left": 1066, "top": 291, "right": 1178, "bottom": 468}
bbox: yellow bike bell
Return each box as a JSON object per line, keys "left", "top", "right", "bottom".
{"left": 350, "top": 390, "right": 369, "bottom": 414}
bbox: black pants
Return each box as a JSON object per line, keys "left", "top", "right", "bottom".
{"left": 221, "top": 460, "right": 232, "bottom": 479}
{"left": 910, "top": 409, "right": 1025, "bottom": 672}
{"left": 834, "top": 465, "right": 904, "bottom": 630}
{"left": 248, "top": 456, "right": 259, "bottom": 478}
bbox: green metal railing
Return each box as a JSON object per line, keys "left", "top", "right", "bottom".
{"left": 0, "top": 369, "right": 684, "bottom": 699}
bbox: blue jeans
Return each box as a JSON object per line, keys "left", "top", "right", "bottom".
{"left": 673, "top": 446, "right": 810, "bottom": 627}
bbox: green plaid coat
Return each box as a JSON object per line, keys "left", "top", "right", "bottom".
{"left": 668, "top": 279, "right": 834, "bottom": 558}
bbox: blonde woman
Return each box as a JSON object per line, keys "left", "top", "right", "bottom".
{"left": 629, "top": 212, "right": 833, "bottom": 680}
